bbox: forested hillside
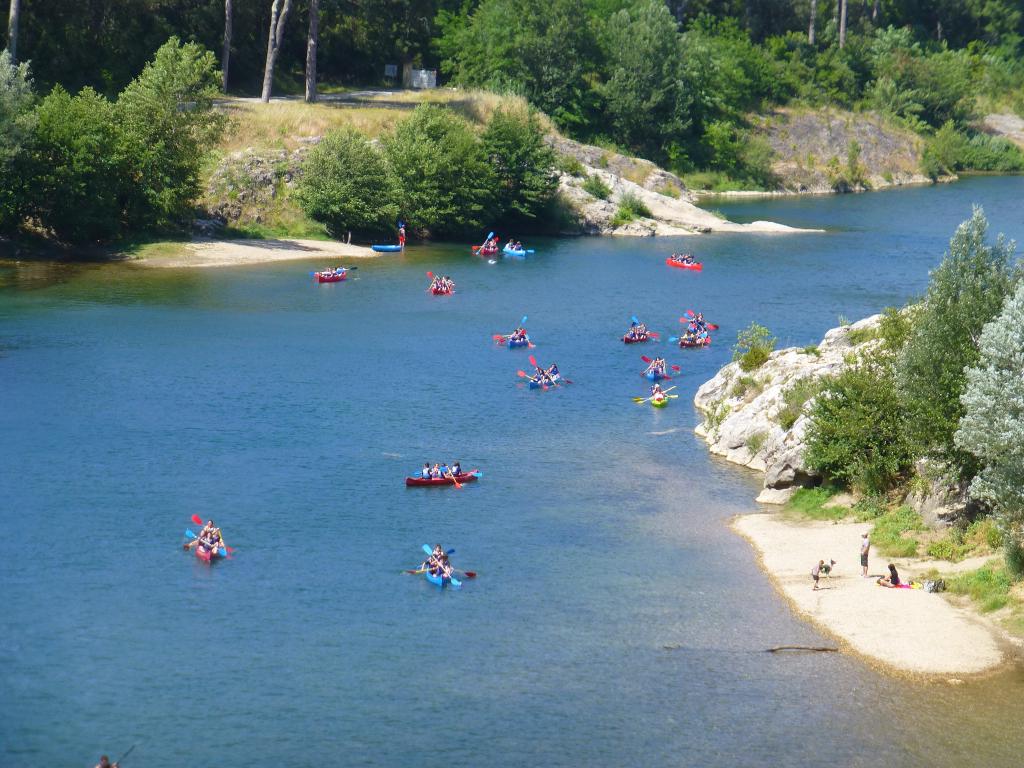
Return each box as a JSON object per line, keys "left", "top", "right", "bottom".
{"left": 3, "top": 0, "right": 1024, "bottom": 244}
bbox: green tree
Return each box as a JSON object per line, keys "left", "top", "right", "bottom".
{"left": 382, "top": 105, "right": 495, "bottom": 237}
{"left": 0, "top": 50, "right": 35, "bottom": 232}
{"left": 296, "top": 128, "right": 398, "bottom": 236}
{"left": 115, "top": 37, "right": 225, "bottom": 230}
{"left": 897, "top": 207, "right": 1020, "bottom": 478}
{"left": 22, "top": 86, "right": 125, "bottom": 242}
{"left": 480, "top": 106, "right": 557, "bottom": 226}
{"left": 437, "top": 0, "right": 601, "bottom": 132}
{"left": 600, "top": 0, "right": 690, "bottom": 160}
{"left": 956, "top": 282, "right": 1024, "bottom": 575}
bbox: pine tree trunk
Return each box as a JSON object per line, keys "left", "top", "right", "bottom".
{"left": 7, "top": 0, "right": 20, "bottom": 62}
{"left": 838, "top": 0, "right": 848, "bottom": 48}
{"left": 872, "top": 0, "right": 880, "bottom": 23}
{"left": 808, "top": 0, "right": 817, "bottom": 44}
{"left": 260, "top": 0, "right": 293, "bottom": 103}
{"left": 222, "top": 0, "right": 233, "bottom": 92}
{"left": 304, "top": 0, "right": 319, "bottom": 102}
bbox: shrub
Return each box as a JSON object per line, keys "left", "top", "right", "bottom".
{"left": 802, "top": 344, "right": 820, "bottom": 357}
{"left": 846, "top": 325, "right": 879, "bottom": 345}
{"left": 704, "top": 401, "right": 731, "bottom": 433}
{"left": 114, "top": 37, "right": 225, "bottom": 231}
{"left": 805, "top": 362, "right": 913, "bottom": 494}
{"left": 383, "top": 105, "right": 495, "bottom": 238}
{"left": 23, "top": 87, "right": 125, "bottom": 242}
{"left": 581, "top": 173, "right": 612, "bottom": 200}
{"left": 746, "top": 430, "right": 767, "bottom": 457}
{"left": 947, "top": 564, "right": 1014, "bottom": 612}
{"left": 732, "top": 323, "right": 775, "bottom": 372}
{"left": 776, "top": 377, "right": 822, "bottom": 430}
{"left": 0, "top": 51, "right": 36, "bottom": 233}
{"left": 555, "top": 153, "right": 585, "bottom": 177}
{"left": 296, "top": 128, "right": 398, "bottom": 237}
{"left": 898, "top": 207, "right": 1019, "bottom": 478}
{"left": 617, "top": 190, "right": 651, "bottom": 218}
{"left": 731, "top": 374, "right": 761, "bottom": 399}
{"left": 481, "top": 106, "right": 558, "bottom": 225}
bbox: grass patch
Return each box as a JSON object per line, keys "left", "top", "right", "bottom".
{"left": 556, "top": 154, "right": 586, "bottom": 177}
{"left": 926, "top": 518, "right": 1002, "bottom": 562}
{"left": 731, "top": 374, "right": 762, "bottom": 399}
{"left": 946, "top": 563, "right": 1016, "bottom": 612}
{"left": 776, "top": 377, "right": 822, "bottom": 430}
{"left": 115, "top": 238, "right": 191, "bottom": 262}
{"left": 704, "top": 401, "right": 731, "bottom": 434}
{"left": 581, "top": 174, "right": 612, "bottom": 200}
{"left": 682, "top": 170, "right": 765, "bottom": 193}
{"left": 870, "top": 505, "right": 925, "bottom": 558}
{"left": 746, "top": 430, "right": 767, "bottom": 457}
{"left": 785, "top": 486, "right": 846, "bottom": 521}
{"left": 656, "top": 183, "right": 680, "bottom": 199}
{"left": 846, "top": 325, "right": 880, "bottom": 345}
{"left": 802, "top": 344, "right": 820, "bottom": 356}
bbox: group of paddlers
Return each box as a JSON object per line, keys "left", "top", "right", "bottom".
{"left": 625, "top": 321, "right": 650, "bottom": 341}
{"left": 420, "top": 461, "right": 465, "bottom": 480}
{"left": 530, "top": 362, "right": 562, "bottom": 387}
{"left": 317, "top": 266, "right": 347, "bottom": 278}
{"left": 644, "top": 357, "right": 668, "bottom": 377}
{"left": 680, "top": 311, "right": 712, "bottom": 346}
{"left": 185, "top": 519, "right": 226, "bottom": 557}
{"left": 429, "top": 275, "right": 455, "bottom": 294}
{"left": 420, "top": 544, "right": 455, "bottom": 579}
{"left": 503, "top": 326, "right": 529, "bottom": 343}
{"left": 668, "top": 253, "right": 698, "bottom": 265}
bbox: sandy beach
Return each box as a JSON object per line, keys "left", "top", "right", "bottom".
{"left": 138, "top": 237, "right": 379, "bottom": 268}
{"left": 732, "top": 513, "right": 1019, "bottom": 676}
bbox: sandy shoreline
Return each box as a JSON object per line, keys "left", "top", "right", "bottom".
{"left": 732, "top": 513, "right": 1019, "bottom": 677}
{"left": 138, "top": 237, "right": 380, "bottom": 268}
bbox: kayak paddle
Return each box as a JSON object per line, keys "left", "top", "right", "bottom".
{"left": 191, "top": 514, "right": 204, "bottom": 526}
{"left": 633, "top": 385, "right": 678, "bottom": 404}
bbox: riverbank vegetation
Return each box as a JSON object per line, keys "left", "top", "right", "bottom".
{"left": 781, "top": 210, "right": 1023, "bottom": 595}
{"left": 2, "top": 1, "right": 1023, "bottom": 245}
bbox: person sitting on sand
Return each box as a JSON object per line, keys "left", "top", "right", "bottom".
{"left": 877, "top": 563, "right": 901, "bottom": 588}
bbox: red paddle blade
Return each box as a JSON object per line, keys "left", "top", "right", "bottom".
{"left": 641, "top": 355, "right": 652, "bottom": 363}
{"left": 463, "top": 571, "right": 477, "bottom": 579}
{"left": 671, "top": 365, "right": 681, "bottom": 371}
{"left": 686, "top": 310, "right": 695, "bottom": 318}
{"left": 517, "top": 370, "right": 529, "bottom": 377}
{"left": 708, "top": 323, "right": 719, "bottom": 330}
{"left": 191, "top": 514, "right": 204, "bottom": 526}
{"left": 426, "top": 271, "right": 433, "bottom": 279}
{"left": 529, "top": 355, "right": 538, "bottom": 367}
{"left": 648, "top": 331, "right": 660, "bottom": 338}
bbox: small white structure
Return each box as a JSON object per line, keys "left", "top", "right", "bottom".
{"left": 402, "top": 65, "right": 437, "bottom": 89}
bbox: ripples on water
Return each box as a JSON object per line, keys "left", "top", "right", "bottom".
{"left": 1, "top": 177, "right": 1023, "bottom": 767}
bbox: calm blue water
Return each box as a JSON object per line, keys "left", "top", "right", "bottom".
{"left": 2, "top": 176, "right": 1023, "bottom": 767}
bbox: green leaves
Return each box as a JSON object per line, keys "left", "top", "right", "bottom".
{"left": 296, "top": 129, "right": 398, "bottom": 237}
{"left": 481, "top": 107, "right": 557, "bottom": 225}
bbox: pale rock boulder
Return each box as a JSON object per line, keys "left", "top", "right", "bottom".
{"left": 694, "top": 315, "right": 882, "bottom": 502}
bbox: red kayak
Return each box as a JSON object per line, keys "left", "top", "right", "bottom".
{"left": 194, "top": 543, "right": 225, "bottom": 562}
{"left": 623, "top": 334, "right": 650, "bottom": 344}
{"left": 431, "top": 286, "right": 454, "bottom": 296}
{"left": 315, "top": 271, "right": 346, "bottom": 283}
{"left": 406, "top": 471, "right": 479, "bottom": 487}
{"left": 666, "top": 257, "right": 702, "bottom": 271}
{"left": 679, "top": 337, "right": 712, "bottom": 348}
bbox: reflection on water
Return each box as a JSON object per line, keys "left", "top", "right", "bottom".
{"left": 1, "top": 176, "right": 1024, "bottom": 767}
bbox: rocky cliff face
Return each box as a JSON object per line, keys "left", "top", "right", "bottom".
{"left": 693, "top": 315, "right": 882, "bottom": 503}
{"left": 549, "top": 135, "right": 812, "bottom": 236}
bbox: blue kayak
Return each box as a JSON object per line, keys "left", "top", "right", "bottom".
{"left": 371, "top": 244, "right": 403, "bottom": 252}
{"left": 644, "top": 370, "right": 668, "bottom": 381}
{"left": 503, "top": 245, "right": 529, "bottom": 257}
{"left": 508, "top": 337, "right": 530, "bottom": 348}
{"left": 425, "top": 569, "right": 462, "bottom": 589}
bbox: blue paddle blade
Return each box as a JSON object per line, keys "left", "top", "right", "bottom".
{"left": 526, "top": 249, "right": 535, "bottom": 254}
{"left": 422, "top": 544, "right": 433, "bottom": 556}
{"left": 631, "top": 315, "right": 639, "bottom": 325}
{"left": 446, "top": 548, "right": 455, "bottom": 555}
{"left": 471, "top": 470, "right": 483, "bottom": 478}
{"left": 185, "top": 528, "right": 197, "bottom": 539}
{"left": 219, "top": 547, "right": 227, "bottom": 556}
{"left": 669, "top": 336, "right": 679, "bottom": 343}
{"left": 520, "top": 315, "right": 528, "bottom": 325}
{"left": 450, "top": 576, "right": 462, "bottom": 588}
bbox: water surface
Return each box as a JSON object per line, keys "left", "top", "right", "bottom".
{"left": 2, "top": 176, "right": 1023, "bottom": 767}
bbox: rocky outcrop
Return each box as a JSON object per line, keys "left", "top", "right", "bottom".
{"left": 203, "top": 144, "right": 315, "bottom": 225}
{"left": 980, "top": 113, "right": 1024, "bottom": 150}
{"left": 550, "top": 135, "right": 814, "bottom": 236}
{"left": 906, "top": 460, "right": 973, "bottom": 527}
{"left": 748, "top": 107, "right": 930, "bottom": 194}
{"left": 694, "top": 315, "right": 882, "bottom": 503}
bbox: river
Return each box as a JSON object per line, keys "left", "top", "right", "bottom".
{"left": 1, "top": 176, "right": 1023, "bottom": 767}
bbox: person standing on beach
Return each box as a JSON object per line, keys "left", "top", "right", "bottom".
{"left": 860, "top": 532, "right": 870, "bottom": 577}
{"left": 812, "top": 560, "right": 824, "bottom": 591}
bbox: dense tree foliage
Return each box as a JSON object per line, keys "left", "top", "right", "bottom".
{"left": 956, "top": 282, "right": 1024, "bottom": 575}
{"left": 296, "top": 128, "right": 398, "bottom": 236}
{"left": 0, "top": 39, "right": 224, "bottom": 243}
{"left": 896, "top": 207, "right": 1020, "bottom": 479}
{"left": 297, "top": 104, "right": 558, "bottom": 238}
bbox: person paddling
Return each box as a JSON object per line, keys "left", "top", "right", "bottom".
{"left": 421, "top": 463, "right": 431, "bottom": 480}
{"left": 452, "top": 460, "right": 462, "bottom": 476}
